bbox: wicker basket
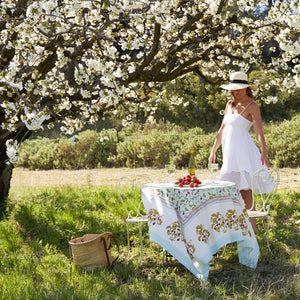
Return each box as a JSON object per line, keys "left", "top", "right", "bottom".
{"left": 69, "top": 232, "right": 119, "bottom": 271}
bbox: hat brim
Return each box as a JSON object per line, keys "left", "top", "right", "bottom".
{"left": 220, "top": 83, "right": 258, "bottom": 90}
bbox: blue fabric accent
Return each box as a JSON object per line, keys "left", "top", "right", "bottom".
{"left": 150, "top": 231, "right": 259, "bottom": 282}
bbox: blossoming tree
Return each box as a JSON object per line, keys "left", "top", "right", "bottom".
{"left": 0, "top": 0, "right": 299, "bottom": 210}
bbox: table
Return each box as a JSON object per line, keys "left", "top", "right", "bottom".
{"left": 142, "top": 180, "right": 259, "bottom": 282}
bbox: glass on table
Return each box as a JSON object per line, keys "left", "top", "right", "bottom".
{"left": 208, "top": 163, "right": 219, "bottom": 183}
{"left": 165, "top": 164, "right": 176, "bottom": 184}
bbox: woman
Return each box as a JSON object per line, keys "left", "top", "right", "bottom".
{"left": 209, "top": 71, "right": 269, "bottom": 233}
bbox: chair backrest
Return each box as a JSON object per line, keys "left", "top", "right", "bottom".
{"left": 115, "top": 174, "right": 152, "bottom": 219}
{"left": 250, "top": 168, "right": 280, "bottom": 213}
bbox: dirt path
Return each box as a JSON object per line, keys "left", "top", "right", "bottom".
{"left": 11, "top": 167, "right": 299, "bottom": 190}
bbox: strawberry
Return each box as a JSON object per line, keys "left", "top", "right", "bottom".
{"left": 175, "top": 174, "right": 202, "bottom": 187}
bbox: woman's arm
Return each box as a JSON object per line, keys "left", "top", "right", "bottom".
{"left": 208, "top": 123, "right": 225, "bottom": 163}
{"left": 250, "top": 102, "right": 270, "bottom": 168}
{"left": 208, "top": 102, "right": 230, "bottom": 163}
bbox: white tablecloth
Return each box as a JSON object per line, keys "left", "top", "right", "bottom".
{"left": 142, "top": 180, "right": 259, "bottom": 282}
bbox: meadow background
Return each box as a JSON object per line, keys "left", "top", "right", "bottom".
{"left": 2, "top": 91, "right": 300, "bottom": 299}
{"left": 4, "top": 130, "right": 300, "bottom": 300}
{"left": 1, "top": 167, "right": 299, "bottom": 299}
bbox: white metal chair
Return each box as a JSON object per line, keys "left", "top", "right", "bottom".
{"left": 247, "top": 168, "right": 280, "bottom": 254}
{"left": 115, "top": 174, "right": 152, "bottom": 264}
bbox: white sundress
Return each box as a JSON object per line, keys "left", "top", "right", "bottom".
{"left": 219, "top": 102, "right": 267, "bottom": 192}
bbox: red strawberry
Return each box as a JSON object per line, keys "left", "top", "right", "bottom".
{"left": 194, "top": 183, "right": 199, "bottom": 187}
{"left": 189, "top": 183, "right": 194, "bottom": 188}
{"left": 178, "top": 183, "right": 184, "bottom": 188}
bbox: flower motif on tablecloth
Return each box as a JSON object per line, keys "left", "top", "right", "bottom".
{"left": 237, "top": 209, "right": 252, "bottom": 237}
{"left": 185, "top": 241, "right": 195, "bottom": 259}
{"left": 225, "top": 209, "right": 238, "bottom": 229}
{"left": 166, "top": 221, "right": 183, "bottom": 242}
{"left": 195, "top": 224, "right": 210, "bottom": 243}
{"left": 210, "top": 209, "right": 252, "bottom": 237}
{"left": 147, "top": 208, "right": 163, "bottom": 226}
{"left": 210, "top": 212, "right": 226, "bottom": 233}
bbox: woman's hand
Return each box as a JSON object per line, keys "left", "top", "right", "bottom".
{"left": 208, "top": 153, "right": 216, "bottom": 164}
{"left": 261, "top": 152, "right": 270, "bottom": 169}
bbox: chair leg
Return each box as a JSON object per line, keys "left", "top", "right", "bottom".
{"left": 162, "top": 248, "right": 170, "bottom": 267}
{"left": 126, "top": 222, "right": 144, "bottom": 263}
{"left": 139, "top": 223, "right": 143, "bottom": 264}
{"left": 162, "top": 248, "right": 182, "bottom": 268}
{"left": 126, "top": 223, "right": 130, "bottom": 253}
{"left": 266, "top": 217, "right": 273, "bottom": 255}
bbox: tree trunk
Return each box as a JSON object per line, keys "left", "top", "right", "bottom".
{"left": 0, "top": 125, "right": 30, "bottom": 213}
{"left": 0, "top": 162, "right": 13, "bottom": 213}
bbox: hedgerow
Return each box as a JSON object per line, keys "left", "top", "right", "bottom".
{"left": 16, "top": 115, "right": 300, "bottom": 169}
{"left": 265, "top": 115, "right": 300, "bottom": 168}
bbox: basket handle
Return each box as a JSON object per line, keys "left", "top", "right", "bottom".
{"left": 101, "top": 233, "right": 120, "bottom": 267}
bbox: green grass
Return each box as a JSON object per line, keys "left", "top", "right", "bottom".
{"left": 0, "top": 186, "right": 299, "bottom": 299}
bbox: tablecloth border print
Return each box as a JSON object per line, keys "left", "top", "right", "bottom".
{"left": 147, "top": 207, "right": 252, "bottom": 260}
{"left": 149, "top": 184, "right": 242, "bottom": 223}
{"left": 177, "top": 196, "right": 242, "bottom": 226}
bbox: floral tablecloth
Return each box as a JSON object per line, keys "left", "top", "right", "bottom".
{"left": 142, "top": 180, "right": 259, "bottom": 282}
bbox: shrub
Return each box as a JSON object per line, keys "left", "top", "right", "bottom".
{"left": 16, "top": 115, "right": 300, "bottom": 169}
{"left": 17, "top": 138, "right": 59, "bottom": 170}
{"left": 172, "top": 129, "right": 222, "bottom": 168}
{"left": 109, "top": 123, "right": 185, "bottom": 167}
{"left": 265, "top": 114, "right": 300, "bottom": 168}
{"left": 17, "top": 129, "right": 119, "bottom": 170}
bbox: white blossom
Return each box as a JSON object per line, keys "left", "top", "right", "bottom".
{"left": 99, "top": 136, "right": 109, "bottom": 143}
{"left": 69, "top": 135, "right": 79, "bottom": 145}
{"left": 294, "top": 75, "right": 300, "bottom": 88}
{"left": 6, "top": 139, "right": 19, "bottom": 165}
{"left": 265, "top": 96, "right": 278, "bottom": 104}
{"left": 0, "top": 0, "right": 298, "bottom": 138}
{"left": 21, "top": 108, "right": 50, "bottom": 131}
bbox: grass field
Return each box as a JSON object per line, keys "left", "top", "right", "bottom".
{"left": 1, "top": 168, "right": 299, "bottom": 299}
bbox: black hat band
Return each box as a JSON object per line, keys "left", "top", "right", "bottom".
{"left": 230, "top": 79, "right": 248, "bottom": 84}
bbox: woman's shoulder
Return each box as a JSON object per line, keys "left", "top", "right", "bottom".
{"left": 224, "top": 100, "right": 233, "bottom": 113}
{"left": 249, "top": 99, "right": 259, "bottom": 109}
{"left": 248, "top": 99, "right": 260, "bottom": 115}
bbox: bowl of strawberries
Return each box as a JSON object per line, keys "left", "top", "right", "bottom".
{"left": 175, "top": 175, "right": 202, "bottom": 188}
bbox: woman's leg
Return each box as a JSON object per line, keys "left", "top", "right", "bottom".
{"left": 240, "top": 189, "right": 257, "bottom": 233}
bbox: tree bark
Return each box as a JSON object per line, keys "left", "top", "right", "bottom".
{"left": 0, "top": 162, "right": 13, "bottom": 213}
{"left": 0, "top": 125, "right": 30, "bottom": 213}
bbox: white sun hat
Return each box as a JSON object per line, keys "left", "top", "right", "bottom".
{"left": 220, "top": 71, "right": 258, "bottom": 90}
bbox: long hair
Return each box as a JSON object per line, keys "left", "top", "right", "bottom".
{"left": 231, "top": 87, "right": 254, "bottom": 105}
{"left": 246, "top": 87, "right": 254, "bottom": 98}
